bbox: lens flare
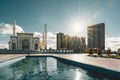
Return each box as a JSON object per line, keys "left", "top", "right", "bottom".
{"left": 64, "top": 15, "right": 87, "bottom": 36}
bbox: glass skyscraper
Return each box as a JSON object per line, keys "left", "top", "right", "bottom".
{"left": 87, "top": 23, "right": 105, "bottom": 50}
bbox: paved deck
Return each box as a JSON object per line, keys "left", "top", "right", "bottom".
{"left": 0, "top": 54, "right": 25, "bottom": 62}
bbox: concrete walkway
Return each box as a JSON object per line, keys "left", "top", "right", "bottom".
{"left": 54, "top": 54, "right": 120, "bottom": 72}
{"left": 0, "top": 54, "right": 25, "bottom": 62}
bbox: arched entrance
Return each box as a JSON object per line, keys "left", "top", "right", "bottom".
{"left": 22, "top": 39, "right": 29, "bottom": 50}
{"left": 12, "top": 43, "right": 16, "bottom": 50}
{"left": 35, "top": 43, "right": 38, "bottom": 50}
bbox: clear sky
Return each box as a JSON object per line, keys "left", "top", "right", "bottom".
{"left": 0, "top": 0, "right": 120, "bottom": 50}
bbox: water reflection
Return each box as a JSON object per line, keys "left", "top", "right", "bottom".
{"left": 0, "top": 57, "right": 57, "bottom": 80}
{"left": 0, "top": 57, "right": 111, "bottom": 80}
{"left": 75, "top": 69, "right": 81, "bottom": 80}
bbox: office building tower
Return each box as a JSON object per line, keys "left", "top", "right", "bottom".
{"left": 57, "top": 32, "right": 64, "bottom": 49}
{"left": 64, "top": 35, "right": 70, "bottom": 49}
{"left": 69, "top": 36, "right": 86, "bottom": 53}
{"left": 87, "top": 23, "right": 105, "bottom": 50}
{"left": 80, "top": 37, "right": 86, "bottom": 52}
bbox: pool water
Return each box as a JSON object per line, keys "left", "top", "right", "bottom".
{"left": 0, "top": 57, "right": 110, "bottom": 80}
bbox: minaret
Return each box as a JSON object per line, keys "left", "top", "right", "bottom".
{"left": 13, "top": 20, "right": 16, "bottom": 36}
{"left": 42, "top": 33, "right": 44, "bottom": 43}
{"left": 44, "top": 24, "right": 47, "bottom": 49}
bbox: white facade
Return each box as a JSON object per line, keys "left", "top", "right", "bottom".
{"left": 9, "top": 33, "right": 39, "bottom": 51}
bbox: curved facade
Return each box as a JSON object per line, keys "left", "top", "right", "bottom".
{"left": 87, "top": 23, "right": 105, "bottom": 50}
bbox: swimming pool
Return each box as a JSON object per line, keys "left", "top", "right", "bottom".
{"left": 0, "top": 57, "right": 111, "bottom": 80}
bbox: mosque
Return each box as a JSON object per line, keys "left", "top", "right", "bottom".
{"left": 9, "top": 21, "right": 47, "bottom": 51}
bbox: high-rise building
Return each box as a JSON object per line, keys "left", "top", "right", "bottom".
{"left": 87, "top": 23, "right": 105, "bottom": 50}
{"left": 64, "top": 35, "right": 70, "bottom": 49}
{"left": 80, "top": 37, "right": 86, "bottom": 52}
{"left": 57, "top": 32, "right": 86, "bottom": 52}
{"left": 57, "top": 32, "right": 64, "bottom": 49}
{"left": 69, "top": 36, "right": 86, "bottom": 52}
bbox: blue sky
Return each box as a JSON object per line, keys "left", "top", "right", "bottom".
{"left": 0, "top": 0, "right": 120, "bottom": 50}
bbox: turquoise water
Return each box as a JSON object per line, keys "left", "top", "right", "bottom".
{"left": 0, "top": 57, "right": 110, "bottom": 80}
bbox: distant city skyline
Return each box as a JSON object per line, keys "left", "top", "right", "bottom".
{"left": 0, "top": 0, "right": 120, "bottom": 51}
{"left": 57, "top": 32, "right": 86, "bottom": 52}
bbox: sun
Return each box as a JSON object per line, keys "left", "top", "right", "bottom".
{"left": 72, "top": 22, "right": 82, "bottom": 33}
{"left": 65, "top": 15, "right": 87, "bottom": 36}
{"left": 70, "top": 20, "right": 85, "bottom": 36}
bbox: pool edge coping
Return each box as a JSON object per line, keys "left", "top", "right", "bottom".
{"left": 0, "top": 56, "right": 26, "bottom": 68}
